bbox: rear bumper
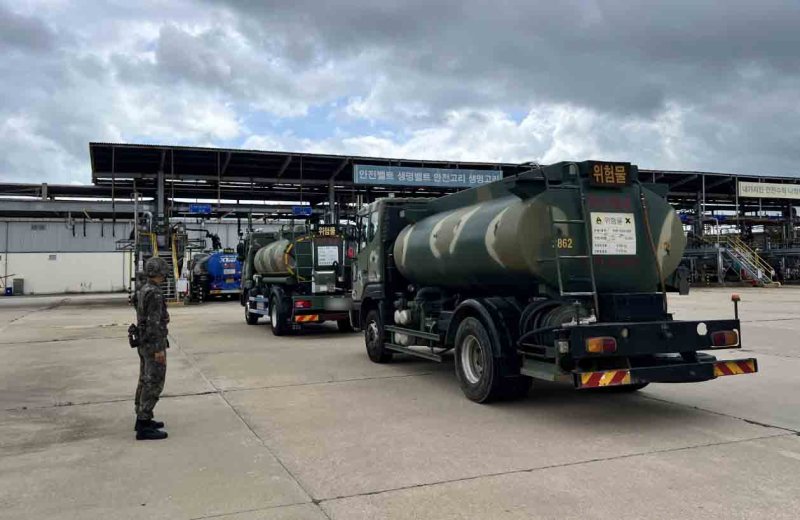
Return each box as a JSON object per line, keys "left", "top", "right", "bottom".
{"left": 563, "top": 318, "right": 743, "bottom": 358}
{"left": 575, "top": 357, "right": 758, "bottom": 389}
{"left": 291, "top": 295, "right": 352, "bottom": 323}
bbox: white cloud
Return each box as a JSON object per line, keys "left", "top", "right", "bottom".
{"left": 2, "top": 0, "right": 800, "bottom": 184}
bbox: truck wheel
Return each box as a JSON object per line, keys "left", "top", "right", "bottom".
{"left": 364, "top": 309, "right": 392, "bottom": 363}
{"left": 455, "top": 317, "right": 504, "bottom": 403}
{"left": 337, "top": 319, "right": 354, "bottom": 333}
{"left": 269, "top": 296, "right": 289, "bottom": 336}
{"left": 244, "top": 301, "right": 259, "bottom": 325}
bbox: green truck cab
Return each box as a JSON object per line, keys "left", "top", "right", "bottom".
{"left": 351, "top": 161, "right": 757, "bottom": 403}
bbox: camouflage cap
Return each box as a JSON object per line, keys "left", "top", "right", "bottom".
{"left": 144, "top": 257, "right": 169, "bottom": 278}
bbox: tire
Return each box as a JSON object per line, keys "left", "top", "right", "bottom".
{"left": 454, "top": 317, "right": 504, "bottom": 403}
{"left": 244, "top": 299, "right": 259, "bottom": 325}
{"left": 337, "top": 318, "right": 354, "bottom": 333}
{"left": 269, "top": 293, "right": 290, "bottom": 336}
{"left": 364, "top": 309, "right": 392, "bottom": 363}
{"left": 454, "top": 316, "right": 531, "bottom": 403}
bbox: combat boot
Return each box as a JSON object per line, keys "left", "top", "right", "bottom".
{"left": 134, "top": 419, "right": 165, "bottom": 431}
{"left": 135, "top": 424, "right": 168, "bottom": 440}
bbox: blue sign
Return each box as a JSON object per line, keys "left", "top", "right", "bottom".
{"left": 354, "top": 164, "right": 502, "bottom": 188}
{"left": 292, "top": 206, "right": 313, "bottom": 217}
{"left": 189, "top": 203, "right": 212, "bottom": 215}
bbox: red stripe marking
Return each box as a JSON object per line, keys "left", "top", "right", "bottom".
{"left": 586, "top": 372, "right": 604, "bottom": 387}
{"left": 716, "top": 362, "right": 734, "bottom": 376}
{"left": 736, "top": 360, "right": 754, "bottom": 373}
{"left": 610, "top": 370, "right": 628, "bottom": 385}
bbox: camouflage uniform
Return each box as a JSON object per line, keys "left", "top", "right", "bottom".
{"left": 135, "top": 261, "right": 170, "bottom": 422}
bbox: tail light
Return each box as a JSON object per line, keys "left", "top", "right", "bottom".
{"left": 347, "top": 246, "right": 355, "bottom": 259}
{"left": 711, "top": 330, "right": 739, "bottom": 347}
{"left": 586, "top": 337, "right": 617, "bottom": 354}
{"left": 294, "top": 300, "right": 312, "bottom": 309}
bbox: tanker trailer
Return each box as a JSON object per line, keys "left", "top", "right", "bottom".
{"left": 239, "top": 224, "right": 355, "bottom": 335}
{"left": 188, "top": 250, "right": 241, "bottom": 301}
{"left": 352, "top": 160, "right": 757, "bottom": 403}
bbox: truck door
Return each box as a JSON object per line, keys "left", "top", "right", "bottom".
{"left": 352, "top": 204, "right": 382, "bottom": 302}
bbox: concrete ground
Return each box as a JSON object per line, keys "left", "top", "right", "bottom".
{"left": 1, "top": 288, "right": 799, "bottom": 519}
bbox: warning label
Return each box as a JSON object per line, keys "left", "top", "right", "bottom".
{"left": 591, "top": 212, "right": 636, "bottom": 256}
{"left": 316, "top": 245, "right": 340, "bottom": 266}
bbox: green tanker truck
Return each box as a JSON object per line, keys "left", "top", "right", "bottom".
{"left": 352, "top": 160, "right": 757, "bottom": 402}
{"left": 239, "top": 224, "right": 355, "bottom": 335}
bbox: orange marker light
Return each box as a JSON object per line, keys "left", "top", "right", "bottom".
{"left": 711, "top": 330, "right": 739, "bottom": 347}
{"left": 586, "top": 337, "right": 617, "bottom": 354}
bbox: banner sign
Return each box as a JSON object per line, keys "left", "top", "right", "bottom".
{"left": 189, "top": 203, "right": 212, "bottom": 214}
{"left": 738, "top": 181, "right": 800, "bottom": 200}
{"left": 354, "top": 164, "right": 502, "bottom": 188}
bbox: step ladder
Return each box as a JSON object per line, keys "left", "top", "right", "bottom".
{"left": 544, "top": 175, "right": 600, "bottom": 316}
{"left": 720, "top": 236, "right": 778, "bottom": 287}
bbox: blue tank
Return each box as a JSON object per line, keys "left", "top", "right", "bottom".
{"left": 190, "top": 250, "right": 242, "bottom": 298}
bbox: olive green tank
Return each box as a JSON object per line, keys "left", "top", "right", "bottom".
{"left": 254, "top": 239, "right": 295, "bottom": 275}
{"left": 393, "top": 168, "right": 685, "bottom": 295}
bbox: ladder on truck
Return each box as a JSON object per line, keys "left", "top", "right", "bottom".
{"left": 543, "top": 174, "right": 600, "bottom": 317}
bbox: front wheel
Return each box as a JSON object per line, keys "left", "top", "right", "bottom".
{"left": 364, "top": 309, "right": 392, "bottom": 363}
{"left": 244, "top": 299, "right": 259, "bottom": 325}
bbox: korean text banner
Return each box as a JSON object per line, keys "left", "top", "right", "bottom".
{"left": 738, "top": 181, "right": 800, "bottom": 200}
{"left": 353, "top": 164, "right": 503, "bottom": 188}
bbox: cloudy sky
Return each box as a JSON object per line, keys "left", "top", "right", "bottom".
{"left": 2, "top": 0, "right": 799, "bottom": 184}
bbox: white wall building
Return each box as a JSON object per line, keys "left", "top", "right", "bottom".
{"left": 0, "top": 219, "right": 264, "bottom": 295}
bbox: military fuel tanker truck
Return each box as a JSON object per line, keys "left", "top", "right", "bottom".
{"left": 239, "top": 224, "right": 355, "bottom": 335}
{"left": 352, "top": 160, "right": 757, "bottom": 402}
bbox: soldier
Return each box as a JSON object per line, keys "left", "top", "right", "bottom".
{"left": 134, "top": 257, "right": 170, "bottom": 440}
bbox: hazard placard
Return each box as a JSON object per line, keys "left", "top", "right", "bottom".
{"left": 591, "top": 212, "right": 636, "bottom": 255}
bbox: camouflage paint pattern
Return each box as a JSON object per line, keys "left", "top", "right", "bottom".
{"left": 392, "top": 183, "right": 685, "bottom": 295}
{"left": 254, "top": 238, "right": 296, "bottom": 275}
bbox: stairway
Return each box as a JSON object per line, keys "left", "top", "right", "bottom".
{"left": 720, "top": 236, "right": 779, "bottom": 287}
{"left": 157, "top": 251, "right": 177, "bottom": 300}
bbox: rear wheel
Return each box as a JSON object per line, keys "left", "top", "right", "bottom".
{"left": 455, "top": 317, "right": 531, "bottom": 403}
{"left": 337, "top": 318, "right": 354, "bottom": 333}
{"left": 364, "top": 309, "right": 392, "bottom": 363}
{"left": 269, "top": 291, "right": 290, "bottom": 336}
{"left": 455, "top": 317, "right": 501, "bottom": 403}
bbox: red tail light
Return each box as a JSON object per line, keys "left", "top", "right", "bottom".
{"left": 586, "top": 337, "right": 617, "bottom": 354}
{"left": 711, "top": 330, "right": 739, "bottom": 347}
{"left": 294, "top": 300, "right": 312, "bottom": 309}
{"left": 347, "top": 246, "right": 355, "bottom": 259}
